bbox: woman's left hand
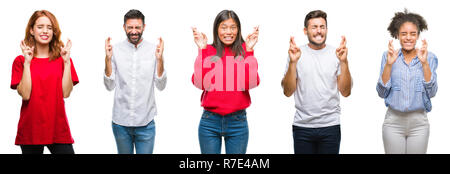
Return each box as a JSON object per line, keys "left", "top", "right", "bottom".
{"left": 417, "top": 39, "right": 428, "bottom": 64}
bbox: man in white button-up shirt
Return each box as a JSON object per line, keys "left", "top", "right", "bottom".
{"left": 103, "top": 9, "right": 167, "bottom": 154}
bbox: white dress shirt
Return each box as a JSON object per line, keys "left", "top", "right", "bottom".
{"left": 104, "top": 39, "right": 167, "bottom": 127}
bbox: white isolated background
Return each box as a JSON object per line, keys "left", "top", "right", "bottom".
{"left": 0, "top": 0, "right": 448, "bottom": 154}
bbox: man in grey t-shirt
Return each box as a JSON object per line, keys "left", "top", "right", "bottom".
{"left": 281, "top": 10, "right": 352, "bottom": 154}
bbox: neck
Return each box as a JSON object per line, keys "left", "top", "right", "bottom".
{"left": 402, "top": 48, "right": 417, "bottom": 60}
{"left": 35, "top": 42, "right": 50, "bottom": 58}
{"left": 130, "top": 39, "right": 143, "bottom": 48}
{"left": 308, "top": 43, "right": 326, "bottom": 50}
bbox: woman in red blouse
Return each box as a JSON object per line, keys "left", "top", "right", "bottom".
{"left": 191, "top": 10, "right": 260, "bottom": 154}
{"left": 10, "top": 10, "right": 79, "bottom": 154}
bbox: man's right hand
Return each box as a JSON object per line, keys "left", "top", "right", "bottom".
{"left": 288, "top": 36, "right": 301, "bottom": 63}
{"left": 105, "top": 37, "right": 113, "bottom": 61}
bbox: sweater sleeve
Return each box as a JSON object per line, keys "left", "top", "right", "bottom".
{"left": 244, "top": 50, "right": 260, "bottom": 90}
{"left": 192, "top": 48, "right": 210, "bottom": 90}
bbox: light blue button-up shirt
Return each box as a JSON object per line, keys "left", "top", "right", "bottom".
{"left": 376, "top": 51, "right": 438, "bottom": 112}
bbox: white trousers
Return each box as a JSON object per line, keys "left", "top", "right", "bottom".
{"left": 382, "top": 107, "right": 430, "bottom": 154}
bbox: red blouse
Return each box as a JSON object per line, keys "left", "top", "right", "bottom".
{"left": 10, "top": 55, "right": 79, "bottom": 145}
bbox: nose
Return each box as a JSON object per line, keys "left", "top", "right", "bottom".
{"left": 406, "top": 34, "right": 414, "bottom": 40}
{"left": 317, "top": 28, "right": 324, "bottom": 35}
{"left": 225, "top": 28, "right": 233, "bottom": 34}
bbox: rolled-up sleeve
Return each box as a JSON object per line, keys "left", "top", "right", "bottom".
{"left": 376, "top": 52, "right": 391, "bottom": 98}
{"left": 423, "top": 53, "right": 438, "bottom": 98}
{"left": 155, "top": 69, "right": 167, "bottom": 91}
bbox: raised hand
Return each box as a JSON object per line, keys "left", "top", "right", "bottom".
{"left": 20, "top": 40, "right": 34, "bottom": 63}
{"left": 61, "top": 39, "right": 72, "bottom": 63}
{"left": 336, "top": 36, "right": 348, "bottom": 62}
{"left": 105, "top": 37, "right": 113, "bottom": 61}
{"left": 192, "top": 27, "right": 207, "bottom": 49}
{"left": 246, "top": 25, "right": 259, "bottom": 52}
{"left": 417, "top": 39, "right": 428, "bottom": 64}
{"left": 288, "top": 36, "right": 301, "bottom": 63}
{"left": 155, "top": 37, "right": 164, "bottom": 60}
{"left": 387, "top": 40, "right": 399, "bottom": 65}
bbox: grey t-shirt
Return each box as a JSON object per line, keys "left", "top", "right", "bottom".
{"left": 284, "top": 44, "right": 341, "bottom": 128}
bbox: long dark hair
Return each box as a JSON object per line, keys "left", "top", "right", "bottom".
{"left": 212, "top": 10, "right": 245, "bottom": 59}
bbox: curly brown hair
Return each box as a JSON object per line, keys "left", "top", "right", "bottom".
{"left": 387, "top": 9, "right": 428, "bottom": 39}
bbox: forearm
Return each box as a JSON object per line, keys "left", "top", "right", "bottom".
{"left": 282, "top": 62, "right": 298, "bottom": 97}
{"left": 381, "top": 64, "right": 392, "bottom": 85}
{"left": 193, "top": 49, "right": 207, "bottom": 90}
{"left": 338, "top": 60, "right": 352, "bottom": 97}
{"left": 17, "top": 62, "right": 32, "bottom": 100}
{"left": 62, "top": 61, "right": 73, "bottom": 98}
{"left": 105, "top": 56, "right": 112, "bottom": 77}
{"left": 422, "top": 62, "right": 431, "bottom": 82}
{"left": 157, "top": 58, "right": 164, "bottom": 78}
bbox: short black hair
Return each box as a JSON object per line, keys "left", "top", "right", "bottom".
{"left": 124, "top": 9, "right": 145, "bottom": 24}
{"left": 304, "top": 10, "right": 327, "bottom": 28}
{"left": 387, "top": 9, "right": 427, "bottom": 39}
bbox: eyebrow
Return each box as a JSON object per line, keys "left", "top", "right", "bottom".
{"left": 36, "top": 24, "right": 52, "bottom": 26}
{"left": 220, "top": 23, "right": 237, "bottom": 27}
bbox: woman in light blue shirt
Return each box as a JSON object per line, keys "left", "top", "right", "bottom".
{"left": 376, "top": 9, "right": 438, "bottom": 154}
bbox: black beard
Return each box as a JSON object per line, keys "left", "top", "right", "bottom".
{"left": 127, "top": 32, "right": 142, "bottom": 45}
{"left": 308, "top": 35, "right": 326, "bottom": 47}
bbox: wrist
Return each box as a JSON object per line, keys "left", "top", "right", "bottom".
{"left": 289, "top": 60, "right": 298, "bottom": 65}
{"left": 340, "top": 59, "right": 348, "bottom": 64}
{"left": 23, "top": 61, "right": 31, "bottom": 67}
{"left": 64, "top": 59, "right": 71, "bottom": 66}
{"left": 385, "top": 63, "right": 393, "bottom": 68}
{"left": 246, "top": 46, "right": 253, "bottom": 52}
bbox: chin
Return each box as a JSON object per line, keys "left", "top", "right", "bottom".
{"left": 222, "top": 41, "right": 235, "bottom": 46}
{"left": 37, "top": 40, "right": 51, "bottom": 45}
{"left": 402, "top": 47, "right": 415, "bottom": 52}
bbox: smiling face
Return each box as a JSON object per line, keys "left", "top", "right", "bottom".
{"left": 30, "top": 16, "right": 53, "bottom": 45}
{"left": 218, "top": 18, "right": 238, "bottom": 46}
{"left": 124, "top": 18, "right": 145, "bottom": 45}
{"left": 304, "top": 17, "right": 327, "bottom": 48}
{"left": 398, "top": 22, "right": 418, "bottom": 51}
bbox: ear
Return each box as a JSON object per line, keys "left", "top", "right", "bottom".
{"left": 30, "top": 28, "right": 34, "bottom": 36}
{"left": 303, "top": 27, "right": 307, "bottom": 35}
{"left": 142, "top": 24, "right": 146, "bottom": 32}
{"left": 123, "top": 24, "right": 127, "bottom": 32}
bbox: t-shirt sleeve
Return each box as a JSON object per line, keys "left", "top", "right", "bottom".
{"left": 10, "top": 56, "right": 24, "bottom": 89}
{"left": 69, "top": 58, "right": 79, "bottom": 86}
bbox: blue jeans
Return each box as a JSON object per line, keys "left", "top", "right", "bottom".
{"left": 293, "top": 125, "right": 341, "bottom": 154}
{"left": 112, "top": 120, "right": 155, "bottom": 154}
{"left": 198, "top": 110, "right": 249, "bottom": 154}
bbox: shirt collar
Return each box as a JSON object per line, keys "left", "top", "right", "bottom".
{"left": 125, "top": 38, "right": 145, "bottom": 49}
{"left": 398, "top": 50, "right": 420, "bottom": 66}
